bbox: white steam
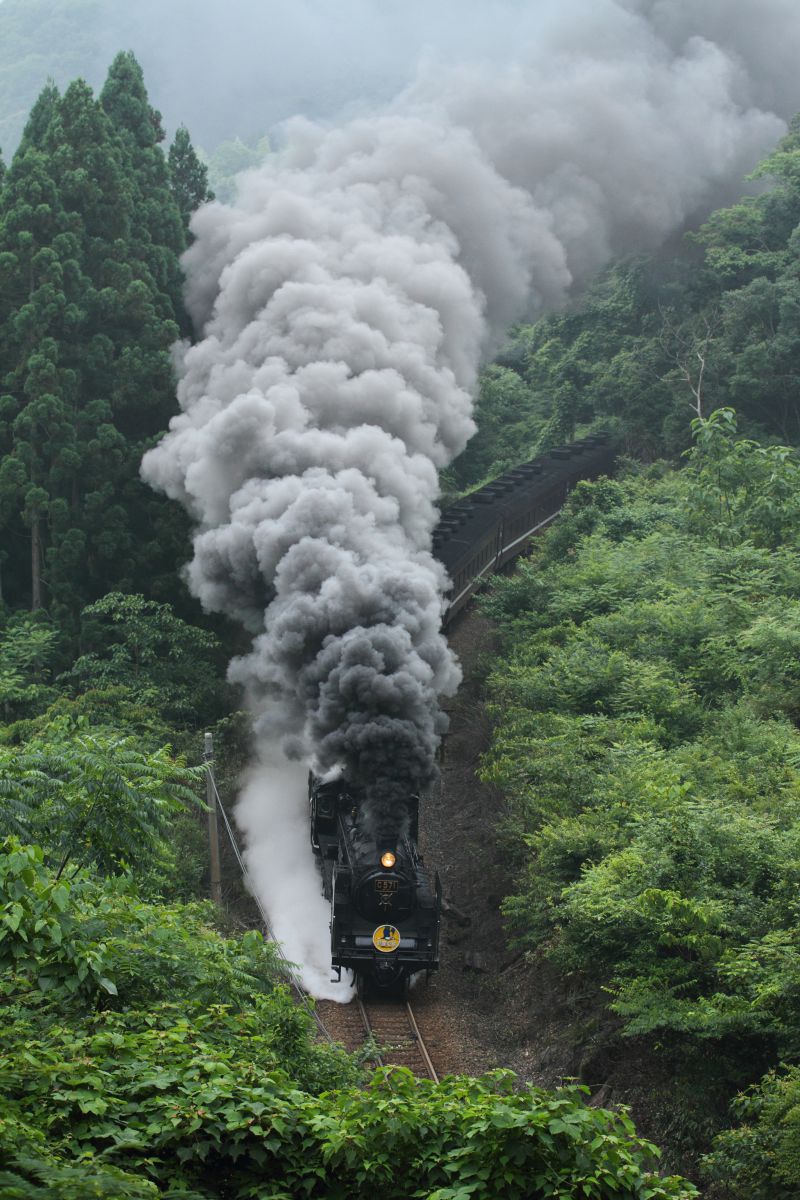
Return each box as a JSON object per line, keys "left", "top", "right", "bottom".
{"left": 142, "top": 1, "right": 797, "bottom": 991}
{"left": 237, "top": 755, "right": 353, "bottom": 1000}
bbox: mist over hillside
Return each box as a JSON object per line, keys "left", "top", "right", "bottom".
{"left": 2, "top": 0, "right": 800, "bottom": 163}
{"left": 0, "top": 0, "right": 570, "bottom": 153}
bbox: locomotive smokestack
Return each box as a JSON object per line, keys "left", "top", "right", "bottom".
{"left": 143, "top": 2, "right": 789, "bottom": 844}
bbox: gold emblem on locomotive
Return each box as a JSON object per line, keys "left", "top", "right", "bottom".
{"left": 372, "top": 925, "right": 401, "bottom": 953}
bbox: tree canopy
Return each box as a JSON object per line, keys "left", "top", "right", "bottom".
{"left": 0, "top": 58, "right": 211, "bottom": 623}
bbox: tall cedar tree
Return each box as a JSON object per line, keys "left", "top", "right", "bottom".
{"left": 168, "top": 124, "right": 213, "bottom": 235}
{"left": 0, "top": 82, "right": 91, "bottom": 614}
{"left": 0, "top": 61, "right": 191, "bottom": 622}
{"left": 100, "top": 52, "right": 187, "bottom": 331}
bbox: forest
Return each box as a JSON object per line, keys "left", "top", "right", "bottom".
{"left": 1, "top": 26, "right": 800, "bottom": 1200}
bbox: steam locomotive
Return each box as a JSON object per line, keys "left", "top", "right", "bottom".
{"left": 311, "top": 433, "right": 615, "bottom": 990}
{"left": 309, "top": 772, "right": 441, "bottom": 992}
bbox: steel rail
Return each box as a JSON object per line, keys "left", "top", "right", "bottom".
{"left": 405, "top": 1001, "right": 439, "bottom": 1083}
{"left": 356, "top": 996, "right": 384, "bottom": 1067}
{"left": 356, "top": 998, "right": 438, "bottom": 1081}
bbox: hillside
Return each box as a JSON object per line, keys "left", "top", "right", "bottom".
{"left": 3, "top": 26, "right": 800, "bottom": 1196}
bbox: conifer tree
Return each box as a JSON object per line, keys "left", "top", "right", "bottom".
{"left": 93, "top": 54, "right": 194, "bottom": 609}
{"left": 0, "top": 87, "right": 75, "bottom": 612}
{"left": 0, "top": 69, "right": 191, "bottom": 620}
{"left": 0, "top": 81, "right": 129, "bottom": 615}
{"left": 16, "top": 81, "right": 59, "bottom": 152}
{"left": 168, "top": 124, "right": 213, "bottom": 234}
{"left": 100, "top": 52, "right": 186, "bottom": 322}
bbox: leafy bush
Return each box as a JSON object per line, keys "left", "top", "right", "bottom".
{"left": 64, "top": 592, "right": 228, "bottom": 727}
{"left": 0, "top": 611, "right": 61, "bottom": 723}
{"left": 0, "top": 1054, "right": 696, "bottom": 1200}
{"left": 0, "top": 721, "right": 201, "bottom": 879}
{"left": 686, "top": 408, "right": 800, "bottom": 550}
{"left": 0, "top": 840, "right": 695, "bottom": 1199}
{"left": 703, "top": 1068, "right": 800, "bottom": 1199}
{"left": 0, "top": 840, "right": 117, "bottom": 1001}
{"left": 0, "top": 838, "right": 286, "bottom": 1011}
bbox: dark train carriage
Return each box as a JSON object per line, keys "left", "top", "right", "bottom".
{"left": 434, "top": 433, "right": 614, "bottom": 621}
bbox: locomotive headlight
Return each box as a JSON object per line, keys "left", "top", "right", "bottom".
{"left": 380, "top": 851, "right": 396, "bottom": 869}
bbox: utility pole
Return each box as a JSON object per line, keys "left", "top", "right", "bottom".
{"left": 204, "top": 731, "right": 223, "bottom": 906}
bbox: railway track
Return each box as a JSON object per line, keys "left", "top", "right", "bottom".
{"left": 316, "top": 997, "right": 439, "bottom": 1081}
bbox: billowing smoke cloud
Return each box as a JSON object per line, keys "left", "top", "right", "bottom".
{"left": 618, "top": 0, "right": 800, "bottom": 120}
{"left": 143, "top": 111, "right": 533, "bottom": 832}
{"left": 141, "top": 1, "right": 797, "bottom": 978}
{"left": 403, "top": 38, "right": 783, "bottom": 289}
{"left": 107, "top": 1, "right": 800, "bottom": 157}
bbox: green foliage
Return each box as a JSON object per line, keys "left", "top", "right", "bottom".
{"left": 0, "top": 838, "right": 284, "bottom": 1010}
{"left": 558, "top": 795, "right": 800, "bottom": 1038}
{"left": 482, "top": 429, "right": 800, "bottom": 1163}
{"left": 0, "top": 1126, "right": 159, "bottom": 1200}
{"left": 0, "top": 1046, "right": 695, "bottom": 1199}
{"left": 99, "top": 51, "right": 186, "bottom": 321}
{"left": 0, "top": 839, "right": 692, "bottom": 1199}
{"left": 0, "top": 840, "right": 116, "bottom": 1000}
{"left": 0, "top": 721, "right": 201, "bottom": 876}
{"left": 0, "top": 611, "right": 61, "bottom": 720}
{"left": 168, "top": 124, "right": 213, "bottom": 231}
{"left": 63, "top": 591, "right": 227, "bottom": 726}
{"left": 703, "top": 1067, "right": 800, "bottom": 1199}
{"left": 685, "top": 407, "right": 800, "bottom": 549}
{"left": 0, "top": 60, "right": 190, "bottom": 620}
{"left": 448, "top": 363, "right": 549, "bottom": 492}
{"left": 457, "top": 119, "right": 800, "bottom": 481}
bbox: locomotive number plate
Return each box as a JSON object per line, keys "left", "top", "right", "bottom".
{"left": 374, "top": 878, "right": 398, "bottom": 908}
{"left": 372, "top": 925, "right": 401, "bottom": 953}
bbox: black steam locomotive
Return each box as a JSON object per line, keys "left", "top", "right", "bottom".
{"left": 310, "top": 433, "right": 615, "bottom": 990}
{"left": 309, "top": 772, "right": 442, "bottom": 992}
